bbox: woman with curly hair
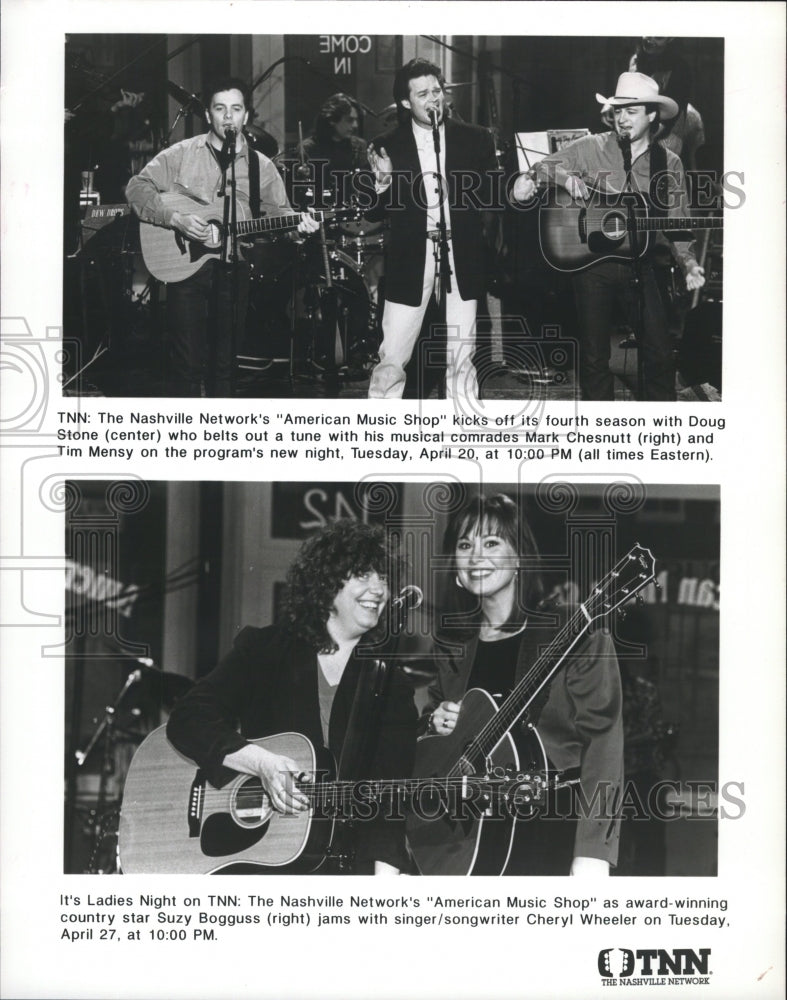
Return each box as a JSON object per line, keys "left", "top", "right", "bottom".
{"left": 167, "top": 519, "right": 417, "bottom": 874}
{"left": 416, "top": 492, "right": 623, "bottom": 877}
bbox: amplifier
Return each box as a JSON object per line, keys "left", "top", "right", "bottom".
{"left": 693, "top": 229, "right": 723, "bottom": 305}
{"left": 79, "top": 204, "right": 138, "bottom": 254}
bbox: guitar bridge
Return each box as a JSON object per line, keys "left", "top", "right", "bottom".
{"left": 187, "top": 771, "right": 206, "bottom": 838}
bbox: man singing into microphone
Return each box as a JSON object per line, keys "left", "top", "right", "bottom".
{"left": 519, "top": 72, "right": 705, "bottom": 401}
{"left": 126, "top": 76, "right": 319, "bottom": 397}
{"left": 366, "top": 59, "right": 529, "bottom": 401}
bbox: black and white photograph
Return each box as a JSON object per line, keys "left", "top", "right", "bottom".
{"left": 63, "top": 32, "right": 725, "bottom": 403}
{"left": 64, "top": 479, "right": 720, "bottom": 880}
{"left": 1, "top": 3, "right": 785, "bottom": 999}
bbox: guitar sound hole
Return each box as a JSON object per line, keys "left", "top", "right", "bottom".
{"left": 231, "top": 777, "right": 273, "bottom": 828}
{"left": 601, "top": 211, "right": 627, "bottom": 240}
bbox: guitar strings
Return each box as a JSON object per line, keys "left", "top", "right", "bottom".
{"left": 454, "top": 550, "right": 651, "bottom": 777}
{"left": 138, "top": 551, "right": 652, "bottom": 822}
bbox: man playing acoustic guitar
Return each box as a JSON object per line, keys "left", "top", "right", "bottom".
{"left": 126, "top": 76, "right": 319, "bottom": 397}
{"left": 518, "top": 73, "right": 705, "bottom": 402}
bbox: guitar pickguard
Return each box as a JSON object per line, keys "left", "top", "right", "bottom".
{"left": 200, "top": 811, "right": 271, "bottom": 858}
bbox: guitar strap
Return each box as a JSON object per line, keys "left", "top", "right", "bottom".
{"left": 325, "top": 656, "right": 391, "bottom": 874}
{"left": 648, "top": 141, "right": 668, "bottom": 220}
{"left": 247, "top": 144, "right": 261, "bottom": 219}
{"left": 337, "top": 656, "right": 391, "bottom": 781}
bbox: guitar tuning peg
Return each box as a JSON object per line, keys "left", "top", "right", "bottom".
{"left": 653, "top": 578, "right": 662, "bottom": 591}
{"left": 636, "top": 594, "right": 644, "bottom": 605}
{"left": 617, "top": 609, "right": 627, "bottom": 622}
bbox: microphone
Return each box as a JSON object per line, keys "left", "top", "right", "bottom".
{"left": 221, "top": 126, "right": 237, "bottom": 160}
{"left": 618, "top": 133, "right": 632, "bottom": 173}
{"left": 428, "top": 108, "right": 439, "bottom": 131}
{"left": 391, "top": 584, "right": 424, "bottom": 611}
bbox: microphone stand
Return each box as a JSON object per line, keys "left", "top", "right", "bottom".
{"left": 620, "top": 136, "right": 646, "bottom": 401}
{"left": 218, "top": 130, "right": 239, "bottom": 396}
{"left": 430, "top": 112, "right": 453, "bottom": 302}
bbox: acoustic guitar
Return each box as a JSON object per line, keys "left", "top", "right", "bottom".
{"left": 139, "top": 192, "right": 351, "bottom": 283}
{"left": 406, "top": 544, "right": 657, "bottom": 876}
{"left": 538, "top": 187, "right": 723, "bottom": 272}
{"left": 117, "top": 727, "right": 540, "bottom": 874}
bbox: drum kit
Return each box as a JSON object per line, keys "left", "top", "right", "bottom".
{"left": 243, "top": 192, "right": 387, "bottom": 383}
{"left": 69, "top": 658, "right": 192, "bottom": 873}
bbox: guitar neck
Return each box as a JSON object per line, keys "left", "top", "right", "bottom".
{"left": 454, "top": 545, "right": 656, "bottom": 773}
{"left": 461, "top": 611, "right": 591, "bottom": 771}
{"left": 638, "top": 216, "right": 723, "bottom": 232}
{"left": 297, "top": 775, "right": 499, "bottom": 811}
{"left": 234, "top": 210, "right": 326, "bottom": 238}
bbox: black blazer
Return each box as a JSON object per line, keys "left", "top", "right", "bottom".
{"left": 421, "top": 618, "right": 624, "bottom": 866}
{"left": 368, "top": 117, "right": 499, "bottom": 305}
{"left": 167, "top": 624, "right": 418, "bottom": 870}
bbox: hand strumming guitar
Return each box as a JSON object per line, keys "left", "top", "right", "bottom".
{"left": 223, "top": 743, "right": 311, "bottom": 813}
{"left": 684, "top": 261, "right": 705, "bottom": 291}
{"left": 564, "top": 175, "right": 590, "bottom": 201}
{"left": 170, "top": 211, "right": 211, "bottom": 243}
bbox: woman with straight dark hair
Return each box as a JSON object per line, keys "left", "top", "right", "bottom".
{"left": 420, "top": 492, "right": 624, "bottom": 877}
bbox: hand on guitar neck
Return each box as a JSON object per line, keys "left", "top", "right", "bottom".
{"left": 170, "top": 207, "right": 320, "bottom": 245}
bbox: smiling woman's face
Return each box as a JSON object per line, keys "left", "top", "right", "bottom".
{"left": 329, "top": 570, "right": 389, "bottom": 640}
{"left": 454, "top": 518, "right": 519, "bottom": 601}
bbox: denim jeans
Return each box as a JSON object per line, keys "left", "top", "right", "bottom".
{"left": 572, "top": 260, "right": 675, "bottom": 401}
{"left": 165, "top": 259, "right": 250, "bottom": 397}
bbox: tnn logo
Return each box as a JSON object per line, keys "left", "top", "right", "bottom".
{"left": 598, "top": 948, "right": 711, "bottom": 978}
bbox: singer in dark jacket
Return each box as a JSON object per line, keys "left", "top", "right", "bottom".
{"left": 166, "top": 520, "right": 418, "bottom": 874}
{"left": 522, "top": 72, "right": 705, "bottom": 401}
{"left": 365, "top": 59, "right": 502, "bottom": 400}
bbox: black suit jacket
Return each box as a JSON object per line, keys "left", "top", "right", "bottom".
{"left": 369, "top": 117, "right": 499, "bottom": 305}
{"left": 167, "top": 624, "right": 418, "bottom": 870}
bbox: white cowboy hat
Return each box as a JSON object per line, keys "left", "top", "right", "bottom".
{"left": 596, "top": 72, "right": 679, "bottom": 120}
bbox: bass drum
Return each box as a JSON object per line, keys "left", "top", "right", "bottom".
{"left": 245, "top": 240, "right": 381, "bottom": 365}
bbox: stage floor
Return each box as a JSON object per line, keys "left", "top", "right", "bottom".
{"left": 65, "top": 332, "right": 721, "bottom": 402}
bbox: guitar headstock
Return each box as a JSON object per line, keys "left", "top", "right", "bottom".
{"left": 584, "top": 544, "right": 656, "bottom": 622}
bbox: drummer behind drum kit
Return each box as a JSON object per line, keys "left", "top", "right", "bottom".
{"left": 69, "top": 658, "right": 192, "bottom": 873}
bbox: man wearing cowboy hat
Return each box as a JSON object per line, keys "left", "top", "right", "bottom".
{"left": 519, "top": 72, "right": 705, "bottom": 401}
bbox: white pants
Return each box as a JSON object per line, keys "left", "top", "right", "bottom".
{"left": 368, "top": 239, "right": 478, "bottom": 399}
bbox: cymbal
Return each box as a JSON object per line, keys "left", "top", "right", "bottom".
{"left": 167, "top": 81, "right": 204, "bottom": 113}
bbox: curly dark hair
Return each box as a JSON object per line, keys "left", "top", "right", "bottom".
{"left": 441, "top": 492, "right": 544, "bottom": 634}
{"left": 283, "top": 519, "right": 403, "bottom": 653}
{"left": 313, "top": 92, "right": 362, "bottom": 144}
